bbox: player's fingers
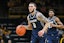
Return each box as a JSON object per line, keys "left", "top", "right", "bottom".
{"left": 17, "top": 25, "right": 23, "bottom": 29}
{"left": 38, "top": 34, "right": 42, "bottom": 37}
{"left": 38, "top": 32, "right": 40, "bottom": 36}
{"left": 18, "top": 25, "right": 24, "bottom": 27}
{"left": 38, "top": 31, "right": 42, "bottom": 37}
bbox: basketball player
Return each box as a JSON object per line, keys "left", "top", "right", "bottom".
{"left": 46, "top": 9, "right": 63, "bottom": 43}
{"left": 18, "top": 2, "right": 51, "bottom": 43}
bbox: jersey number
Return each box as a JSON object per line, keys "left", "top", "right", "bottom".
{"left": 32, "top": 23, "right": 36, "bottom": 28}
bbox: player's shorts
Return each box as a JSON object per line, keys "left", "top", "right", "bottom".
{"left": 45, "top": 34, "right": 59, "bottom": 43}
{"left": 30, "top": 33, "right": 47, "bottom": 43}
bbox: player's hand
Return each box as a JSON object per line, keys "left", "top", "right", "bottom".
{"left": 17, "top": 25, "right": 25, "bottom": 28}
{"left": 38, "top": 30, "right": 44, "bottom": 37}
{"left": 51, "top": 24, "right": 56, "bottom": 27}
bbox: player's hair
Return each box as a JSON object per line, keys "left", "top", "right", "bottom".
{"left": 29, "top": 2, "right": 37, "bottom": 7}
{"left": 48, "top": 9, "right": 55, "bottom": 12}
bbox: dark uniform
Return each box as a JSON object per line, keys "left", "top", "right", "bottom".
{"left": 46, "top": 16, "right": 59, "bottom": 43}
{"left": 28, "top": 11, "right": 47, "bottom": 43}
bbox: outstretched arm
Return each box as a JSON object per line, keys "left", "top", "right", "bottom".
{"left": 51, "top": 17, "right": 64, "bottom": 29}
{"left": 37, "top": 13, "right": 50, "bottom": 37}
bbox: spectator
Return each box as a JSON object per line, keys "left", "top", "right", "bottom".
{"left": 7, "top": 0, "right": 14, "bottom": 7}
{"left": 0, "top": 28, "right": 4, "bottom": 43}
{"left": 3, "top": 27, "right": 12, "bottom": 43}
{"left": 60, "top": 32, "right": 64, "bottom": 43}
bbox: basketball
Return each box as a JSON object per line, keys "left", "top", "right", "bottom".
{"left": 16, "top": 25, "right": 26, "bottom": 36}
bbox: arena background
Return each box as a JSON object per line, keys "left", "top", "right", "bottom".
{"left": 0, "top": 0, "right": 64, "bottom": 43}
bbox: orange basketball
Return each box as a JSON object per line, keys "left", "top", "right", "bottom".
{"left": 16, "top": 25, "right": 26, "bottom": 36}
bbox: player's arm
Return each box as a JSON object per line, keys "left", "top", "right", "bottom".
{"left": 17, "top": 16, "right": 32, "bottom": 30}
{"left": 37, "top": 13, "right": 49, "bottom": 23}
{"left": 52, "top": 17, "right": 64, "bottom": 29}
{"left": 21, "top": 16, "right": 32, "bottom": 30}
{"left": 26, "top": 16, "right": 32, "bottom": 30}
{"left": 37, "top": 13, "right": 50, "bottom": 31}
{"left": 37, "top": 13, "right": 51, "bottom": 37}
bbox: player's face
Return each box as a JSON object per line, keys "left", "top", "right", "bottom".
{"left": 49, "top": 11, "right": 54, "bottom": 17}
{"left": 28, "top": 4, "right": 36, "bottom": 13}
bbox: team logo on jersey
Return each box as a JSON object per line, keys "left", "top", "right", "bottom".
{"left": 30, "top": 19, "right": 37, "bottom": 23}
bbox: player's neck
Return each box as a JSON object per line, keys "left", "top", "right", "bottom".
{"left": 31, "top": 11, "right": 36, "bottom": 16}
{"left": 50, "top": 16, "right": 54, "bottom": 18}
{"left": 31, "top": 10, "right": 36, "bottom": 16}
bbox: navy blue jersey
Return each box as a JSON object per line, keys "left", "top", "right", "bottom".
{"left": 28, "top": 11, "right": 45, "bottom": 37}
{"left": 47, "top": 16, "right": 59, "bottom": 34}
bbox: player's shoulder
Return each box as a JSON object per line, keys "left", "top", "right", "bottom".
{"left": 54, "top": 16, "right": 59, "bottom": 19}
{"left": 36, "top": 11, "right": 43, "bottom": 17}
{"left": 27, "top": 13, "right": 30, "bottom": 17}
{"left": 27, "top": 14, "right": 31, "bottom": 19}
{"left": 54, "top": 16, "right": 57, "bottom": 18}
{"left": 37, "top": 11, "right": 43, "bottom": 15}
{"left": 54, "top": 16, "right": 60, "bottom": 21}
{"left": 27, "top": 13, "right": 31, "bottom": 17}
{"left": 52, "top": 16, "right": 57, "bottom": 19}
